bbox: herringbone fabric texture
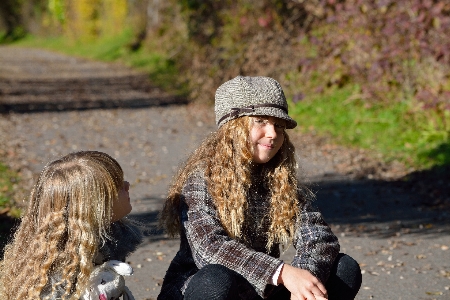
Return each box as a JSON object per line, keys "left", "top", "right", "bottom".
{"left": 214, "top": 76, "right": 297, "bottom": 128}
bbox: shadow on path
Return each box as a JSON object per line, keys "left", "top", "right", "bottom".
{"left": 0, "top": 76, "right": 188, "bottom": 113}
{"left": 314, "top": 164, "right": 449, "bottom": 239}
{"left": 313, "top": 177, "right": 449, "bottom": 239}
{"left": 0, "top": 95, "right": 188, "bottom": 114}
{"left": 129, "top": 210, "right": 168, "bottom": 248}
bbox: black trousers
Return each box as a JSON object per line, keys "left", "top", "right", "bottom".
{"left": 184, "top": 253, "right": 362, "bottom": 300}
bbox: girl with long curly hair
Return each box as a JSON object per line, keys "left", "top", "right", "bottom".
{"left": 0, "top": 151, "right": 142, "bottom": 299}
{"left": 158, "top": 76, "right": 361, "bottom": 300}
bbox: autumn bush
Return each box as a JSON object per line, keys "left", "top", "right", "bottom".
{"left": 165, "top": 1, "right": 450, "bottom": 106}
{"left": 301, "top": 0, "right": 450, "bottom": 122}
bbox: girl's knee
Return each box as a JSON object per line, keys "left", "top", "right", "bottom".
{"left": 336, "top": 253, "right": 362, "bottom": 279}
{"left": 197, "top": 264, "right": 238, "bottom": 283}
{"left": 184, "top": 264, "right": 240, "bottom": 300}
{"left": 326, "top": 253, "right": 362, "bottom": 300}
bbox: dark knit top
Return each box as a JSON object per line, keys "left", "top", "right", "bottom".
{"left": 158, "top": 171, "right": 339, "bottom": 299}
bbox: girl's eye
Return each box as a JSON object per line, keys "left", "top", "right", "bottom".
{"left": 254, "top": 118, "right": 264, "bottom": 123}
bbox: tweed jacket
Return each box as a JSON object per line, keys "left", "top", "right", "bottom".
{"left": 158, "top": 170, "right": 340, "bottom": 299}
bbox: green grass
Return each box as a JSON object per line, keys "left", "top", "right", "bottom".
{"left": 289, "top": 85, "right": 450, "bottom": 168}
{"left": 0, "top": 162, "right": 20, "bottom": 254}
{"left": 0, "top": 163, "right": 20, "bottom": 217}
{"left": 12, "top": 29, "right": 185, "bottom": 94}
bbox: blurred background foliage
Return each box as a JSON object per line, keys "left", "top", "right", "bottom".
{"left": 0, "top": 0, "right": 449, "bottom": 170}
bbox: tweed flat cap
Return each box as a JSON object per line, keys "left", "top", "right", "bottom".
{"left": 214, "top": 76, "right": 297, "bottom": 129}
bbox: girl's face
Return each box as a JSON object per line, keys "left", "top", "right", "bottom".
{"left": 111, "top": 180, "right": 132, "bottom": 222}
{"left": 249, "top": 116, "right": 285, "bottom": 164}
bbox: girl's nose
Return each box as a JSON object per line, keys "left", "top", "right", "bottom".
{"left": 265, "top": 124, "right": 277, "bottom": 138}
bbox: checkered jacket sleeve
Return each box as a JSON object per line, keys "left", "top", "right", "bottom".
{"left": 181, "top": 173, "right": 283, "bottom": 296}
{"left": 291, "top": 199, "right": 340, "bottom": 284}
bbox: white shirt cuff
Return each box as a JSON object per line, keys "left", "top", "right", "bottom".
{"left": 271, "top": 263, "right": 284, "bottom": 285}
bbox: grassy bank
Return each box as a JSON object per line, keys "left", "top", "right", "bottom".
{"left": 289, "top": 86, "right": 450, "bottom": 168}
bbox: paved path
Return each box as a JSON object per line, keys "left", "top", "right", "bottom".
{"left": 0, "top": 46, "right": 449, "bottom": 300}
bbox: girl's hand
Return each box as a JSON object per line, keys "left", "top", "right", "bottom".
{"left": 278, "top": 264, "right": 328, "bottom": 300}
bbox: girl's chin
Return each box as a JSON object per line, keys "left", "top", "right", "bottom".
{"left": 252, "top": 156, "right": 273, "bottom": 164}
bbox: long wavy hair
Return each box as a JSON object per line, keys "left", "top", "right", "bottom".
{"left": 0, "top": 151, "right": 124, "bottom": 299}
{"left": 159, "top": 116, "right": 307, "bottom": 249}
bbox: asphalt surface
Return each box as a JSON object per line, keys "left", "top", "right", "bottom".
{"left": 0, "top": 46, "right": 449, "bottom": 300}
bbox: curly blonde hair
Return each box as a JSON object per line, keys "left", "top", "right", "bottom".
{"left": 0, "top": 151, "right": 124, "bottom": 299}
{"left": 159, "top": 116, "right": 306, "bottom": 249}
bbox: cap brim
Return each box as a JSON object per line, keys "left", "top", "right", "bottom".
{"left": 247, "top": 106, "right": 297, "bottom": 129}
{"left": 217, "top": 106, "right": 297, "bottom": 129}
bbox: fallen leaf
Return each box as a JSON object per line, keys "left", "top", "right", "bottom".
{"left": 440, "top": 270, "right": 450, "bottom": 278}
{"left": 426, "top": 291, "right": 443, "bottom": 295}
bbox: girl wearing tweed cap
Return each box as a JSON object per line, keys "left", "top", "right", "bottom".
{"left": 158, "top": 76, "right": 361, "bottom": 300}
